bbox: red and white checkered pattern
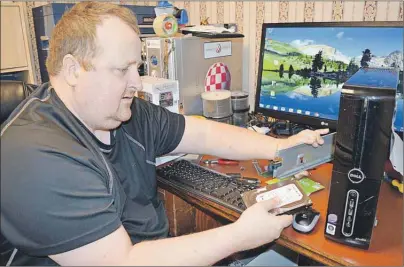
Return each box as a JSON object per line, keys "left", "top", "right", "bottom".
{"left": 204, "top": 62, "right": 231, "bottom": 92}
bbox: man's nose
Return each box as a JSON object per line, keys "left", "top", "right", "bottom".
{"left": 130, "top": 69, "right": 143, "bottom": 91}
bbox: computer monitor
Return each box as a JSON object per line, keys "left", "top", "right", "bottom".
{"left": 254, "top": 22, "right": 403, "bottom": 132}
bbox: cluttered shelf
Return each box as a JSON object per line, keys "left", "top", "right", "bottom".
{"left": 157, "top": 155, "right": 403, "bottom": 266}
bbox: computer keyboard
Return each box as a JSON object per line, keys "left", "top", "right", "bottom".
{"left": 156, "top": 159, "right": 260, "bottom": 213}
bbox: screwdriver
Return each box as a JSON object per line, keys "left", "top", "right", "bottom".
{"left": 203, "top": 159, "right": 239, "bottom": 165}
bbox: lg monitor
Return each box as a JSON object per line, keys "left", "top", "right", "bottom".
{"left": 254, "top": 22, "right": 403, "bottom": 132}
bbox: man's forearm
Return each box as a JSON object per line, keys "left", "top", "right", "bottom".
{"left": 125, "top": 223, "right": 241, "bottom": 266}
{"left": 173, "top": 116, "right": 284, "bottom": 160}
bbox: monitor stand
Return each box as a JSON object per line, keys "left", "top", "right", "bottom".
{"left": 271, "top": 121, "right": 310, "bottom": 137}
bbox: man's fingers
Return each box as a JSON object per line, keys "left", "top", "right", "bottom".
{"left": 316, "top": 132, "right": 324, "bottom": 145}
{"left": 315, "top": 128, "right": 329, "bottom": 135}
{"left": 314, "top": 129, "right": 328, "bottom": 145}
{"left": 306, "top": 135, "right": 318, "bottom": 147}
{"left": 277, "top": 214, "right": 293, "bottom": 228}
{"left": 258, "top": 197, "right": 281, "bottom": 211}
{"left": 306, "top": 134, "right": 316, "bottom": 144}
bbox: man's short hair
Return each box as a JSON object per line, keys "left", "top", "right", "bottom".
{"left": 46, "top": 1, "right": 140, "bottom": 76}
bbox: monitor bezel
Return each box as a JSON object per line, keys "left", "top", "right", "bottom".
{"left": 254, "top": 21, "right": 403, "bottom": 130}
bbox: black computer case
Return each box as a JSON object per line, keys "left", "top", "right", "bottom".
{"left": 325, "top": 68, "right": 399, "bottom": 249}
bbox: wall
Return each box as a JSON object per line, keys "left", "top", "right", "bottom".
{"left": 174, "top": 0, "right": 403, "bottom": 107}
{"left": 25, "top": 1, "right": 403, "bottom": 107}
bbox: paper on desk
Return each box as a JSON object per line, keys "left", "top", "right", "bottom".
{"left": 181, "top": 154, "right": 201, "bottom": 162}
{"left": 297, "top": 177, "right": 325, "bottom": 196}
{"left": 156, "top": 154, "right": 185, "bottom": 166}
{"left": 156, "top": 154, "right": 201, "bottom": 166}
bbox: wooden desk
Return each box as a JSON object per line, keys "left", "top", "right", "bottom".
{"left": 157, "top": 156, "right": 403, "bottom": 266}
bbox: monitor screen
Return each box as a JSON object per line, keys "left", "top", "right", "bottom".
{"left": 254, "top": 22, "right": 403, "bottom": 132}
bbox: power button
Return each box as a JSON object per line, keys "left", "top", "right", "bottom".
{"left": 342, "top": 189, "right": 359, "bottom": 237}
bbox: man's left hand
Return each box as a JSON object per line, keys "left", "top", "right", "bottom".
{"left": 282, "top": 128, "right": 330, "bottom": 150}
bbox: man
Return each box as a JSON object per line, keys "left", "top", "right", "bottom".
{"left": 1, "top": 2, "right": 328, "bottom": 266}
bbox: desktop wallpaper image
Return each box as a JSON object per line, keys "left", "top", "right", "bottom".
{"left": 258, "top": 27, "right": 403, "bottom": 130}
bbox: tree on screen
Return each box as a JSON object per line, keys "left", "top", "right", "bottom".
{"left": 347, "top": 59, "right": 360, "bottom": 76}
{"left": 312, "top": 51, "right": 324, "bottom": 72}
{"left": 310, "top": 77, "right": 321, "bottom": 98}
{"left": 360, "top": 49, "right": 372, "bottom": 68}
{"left": 279, "top": 64, "right": 284, "bottom": 78}
{"left": 288, "top": 65, "right": 294, "bottom": 79}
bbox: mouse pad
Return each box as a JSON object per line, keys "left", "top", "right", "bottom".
{"left": 241, "top": 180, "right": 312, "bottom": 215}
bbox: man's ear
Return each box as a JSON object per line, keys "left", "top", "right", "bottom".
{"left": 62, "top": 54, "right": 80, "bottom": 87}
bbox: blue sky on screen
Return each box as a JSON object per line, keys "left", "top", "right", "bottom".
{"left": 266, "top": 27, "right": 403, "bottom": 58}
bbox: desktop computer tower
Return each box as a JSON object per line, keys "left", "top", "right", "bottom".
{"left": 325, "top": 68, "right": 399, "bottom": 249}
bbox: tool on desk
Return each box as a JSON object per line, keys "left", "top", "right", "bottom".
{"left": 252, "top": 160, "right": 263, "bottom": 175}
{"left": 392, "top": 179, "right": 403, "bottom": 193}
{"left": 272, "top": 132, "right": 336, "bottom": 179}
{"left": 242, "top": 177, "right": 260, "bottom": 184}
{"left": 252, "top": 160, "right": 272, "bottom": 177}
{"left": 384, "top": 174, "right": 403, "bottom": 194}
{"left": 203, "top": 159, "right": 239, "bottom": 165}
{"left": 226, "top": 173, "right": 260, "bottom": 184}
{"left": 226, "top": 173, "right": 242, "bottom": 179}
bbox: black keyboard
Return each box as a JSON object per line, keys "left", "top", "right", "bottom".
{"left": 156, "top": 160, "right": 260, "bottom": 213}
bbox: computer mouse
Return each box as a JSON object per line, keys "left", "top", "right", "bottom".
{"left": 292, "top": 209, "right": 320, "bottom": 234}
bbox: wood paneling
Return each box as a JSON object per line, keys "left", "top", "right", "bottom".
{"left": 158, "top": 188, "right": 196, "bottom": 236}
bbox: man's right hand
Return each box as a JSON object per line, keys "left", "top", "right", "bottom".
{"left": 231, "top": 197, "right": 293, "bottom": 251}
{"left": 50, "top": 198, "right": 292, "bottom": 266}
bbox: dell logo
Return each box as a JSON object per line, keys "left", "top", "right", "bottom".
{"left": 348, "top": 168, "right": 365, "bottom": 183}
{"left": 349, "top": 173, "right": 361, "bottom": 179}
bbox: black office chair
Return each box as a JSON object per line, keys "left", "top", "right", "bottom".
{"left": 1, "top": 80, "right": 39, "bottom": 265}
{"left": 0, "top": 79, "right": 125, "bottom": 265}
{"left": 0, "top": 80, "right": 38, "bottom": 125}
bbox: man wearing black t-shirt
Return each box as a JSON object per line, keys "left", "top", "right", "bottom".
{"left": 1, "top": 2, "right": 328, "bottom": 266}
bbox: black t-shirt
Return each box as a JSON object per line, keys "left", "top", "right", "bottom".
{"left": 0, "top": 83, "right": 185, "bottom": 265}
